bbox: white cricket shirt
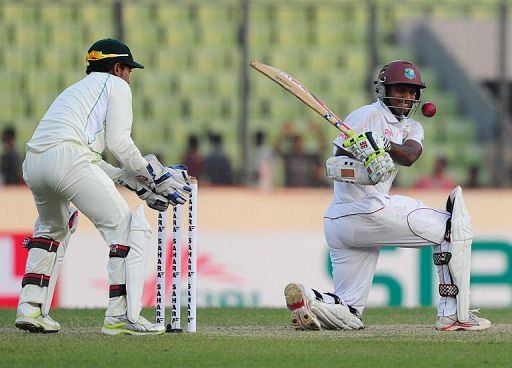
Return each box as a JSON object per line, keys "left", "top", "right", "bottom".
{"left": 325, "top": 101, "right": 424, "bottom": 217}
{"left": 26, "top": 72, "right": 147, "bottom": 174}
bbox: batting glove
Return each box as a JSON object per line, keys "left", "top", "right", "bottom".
{"left": 364, "top": 150, "right": 395, "bottom": 184}
{"left": 342, "top": 131, "right": 391, "bottom": 162}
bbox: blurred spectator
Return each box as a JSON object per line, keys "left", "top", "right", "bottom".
{"left": 274, "top": 121, "right": 328, "bottom": 187}
{"left": 251, "top": 130, "right": 274, "bottom": 191}
{"left": 1, "top": 126, "right": 23, "bottom": 185}
{"left": 181, "top": 134, "right": 203, "bottom": 180}
{"left": 203, "top": 133, "right": 233, "bottom": 185}
{"left": 465, "top": 165, "right": 481, "bottom": 188}
{"left": 413, "top": 156, "right": 456, "bottom": 189}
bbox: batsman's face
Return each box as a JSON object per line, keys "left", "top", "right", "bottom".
{"left": 386, "top": 84, "right": 418, "bottom": 117}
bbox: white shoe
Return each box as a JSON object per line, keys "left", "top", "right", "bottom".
{"left": 15, "top": 303, "right": 60, "bottom": 333}
{"left": 284, "top": 283, "right": 321, "bottom": 331}
{"left": 435, "top": 310, "right": 491, "bottom": 331}
{"left": 101, "top": 314, "right": 166, "bottom": 336}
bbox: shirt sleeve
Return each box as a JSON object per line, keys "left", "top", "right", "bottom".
{"left": 105, "top": 77, "right": 148, "bottom": 174}
{"left": 96, "top": 159, "right": 123, "bottom": 181}
{"left": 332, "top": 106, "right": 377, "bottom": 151}
{"left": 404, "top": 120, "right": 424, "bottom": 146}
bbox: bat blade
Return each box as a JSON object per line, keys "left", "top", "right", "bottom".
{"left": 250, "top": 61, "right": 354, "bottom": 137}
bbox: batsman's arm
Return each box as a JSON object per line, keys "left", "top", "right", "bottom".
{"left": 338, "top": 140, "right": 422, "bottom": 166}
{"left": 387, "top": 140, "right": 422, "bottom": 166}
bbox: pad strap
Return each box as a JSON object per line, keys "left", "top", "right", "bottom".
{"left": 23, "top": 237, "right": 60, "bottom": 253}
{"left": 109, "top": 244, "right": 130, "bottom": 258}
{"left": 312, "top": 289, "right": 358, "bottom": 315}
{"left": 444, "top": 218, "right": 452, "bottom": 242}
{"left": 433, "top": 252, "right": 452, "bottom": 265}
{"left": 324, "top": 292, "right": 342, "bottom": 304}
{"left": 22, "top": 273, "right": 50, "bottom": 287}
{"left": 108, "top": 244, "right": 129, "bottom": 300}
{"left": 439, "top": 284, "right": 459, "bottom": 297}
{"left": 109, "top": 284, "right": 127, "bottom": 298}
{"left": 311, "top": 288, "right": 323, "bottom": 301}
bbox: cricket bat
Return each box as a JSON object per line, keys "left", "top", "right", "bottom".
{"left": 250, "top": 61, "right": 355, "bottom": 137}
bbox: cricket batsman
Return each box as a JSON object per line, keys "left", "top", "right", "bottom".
{"left": 15, "top": 38, "right": 190, "bottom": 335}
{"left": 284, "top": 60, "right": 491, "bottom": 332}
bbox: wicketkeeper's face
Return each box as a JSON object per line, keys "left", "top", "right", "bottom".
{"left": 112, "top": 63, "right": 133, "bottom": 85}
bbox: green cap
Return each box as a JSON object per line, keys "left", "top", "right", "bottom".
{"left": 86, "top": 38, "right": 144, "bottom": 69}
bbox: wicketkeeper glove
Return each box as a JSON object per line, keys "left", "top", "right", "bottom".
{"left": 342, "top": 131, "right": 391, "bottom": 162}
{"left": 364, "top": 150, "right": 396, "bottom": 184}
{"left": 116, "top": 171, "right": 170, "bottom": 211}
{"left": 136, "top": 154, "right": 191, "bottom": 205}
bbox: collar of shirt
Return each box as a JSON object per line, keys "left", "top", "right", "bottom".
{"left": 372, "top": 100, "right": 401, "bottom": 125}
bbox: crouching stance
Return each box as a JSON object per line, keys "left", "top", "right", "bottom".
{"left": 284, "top": 60, "right": 490, "bottom": 331}
{"left": 16, "top": 38, "right": 190, "bottom": 335}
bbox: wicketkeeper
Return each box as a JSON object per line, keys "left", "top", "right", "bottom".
{"left": 15, "top": 38, "right": 190, "bottom": 335}
{"left": 285, "top": 60, "right": 491, "bottom": 332}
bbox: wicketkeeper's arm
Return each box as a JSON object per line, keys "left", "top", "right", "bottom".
{"left": 97, "top": 159, "right": 123, "bottom": 180}
{"left": 95, "top": 159, "right": 168, "bottom": 211}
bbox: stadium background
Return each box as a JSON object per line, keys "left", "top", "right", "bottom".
{"left": 1, "top": 0, "right": 511, "bottom": 310}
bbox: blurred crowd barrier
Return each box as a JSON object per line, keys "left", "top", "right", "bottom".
{"left": 1, "top": 186, "right": 511, "bottom": 308}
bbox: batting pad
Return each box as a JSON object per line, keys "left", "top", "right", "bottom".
{"left": 125, "top": 205, "right": 152, "bottom": 323}
{"left": 447, "top": 186, "right": 472, "bottom": 322}
{"left": 310, "top": 300, "right": 365, "bottom": 330}
{"left": 19, "top": 208, "right": 78, "bottom": 316}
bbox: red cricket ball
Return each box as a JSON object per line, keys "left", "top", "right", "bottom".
{"left": 421, "top": 102, "right": 437, "bottom": 117}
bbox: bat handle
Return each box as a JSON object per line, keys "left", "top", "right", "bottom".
{"left": 333, "top": 121, "right": 354, "bottom": 137}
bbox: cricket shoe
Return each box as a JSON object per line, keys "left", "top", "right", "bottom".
{"left": 435, "top": 310, "right": 491, "bottom": 331}
{"left": 101, "top": 314, "right": 166, "bottom": 336}
{"left": 284, "top": 283, "right": 321, "bottom": 331}
{"left": 15, "top": 302, "right": 60, "bottom": 333}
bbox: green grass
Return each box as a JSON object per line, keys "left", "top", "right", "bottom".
{"left": 1, "top": 307, "right": 511, "bottom": 368}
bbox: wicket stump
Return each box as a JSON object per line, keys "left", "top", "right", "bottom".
{"left": 155, "top": 178, "right": 198, "bottom": 333}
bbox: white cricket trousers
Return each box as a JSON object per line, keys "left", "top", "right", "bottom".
{"left": 23, "top": 142, "right": 131, "bottom": 245}
{"left": 324, "top": 194, "right": 453, "bottom": 317}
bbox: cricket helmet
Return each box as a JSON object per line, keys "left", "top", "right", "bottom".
{"left": 373, "top": 60, "right": 426, "bottom": 118}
